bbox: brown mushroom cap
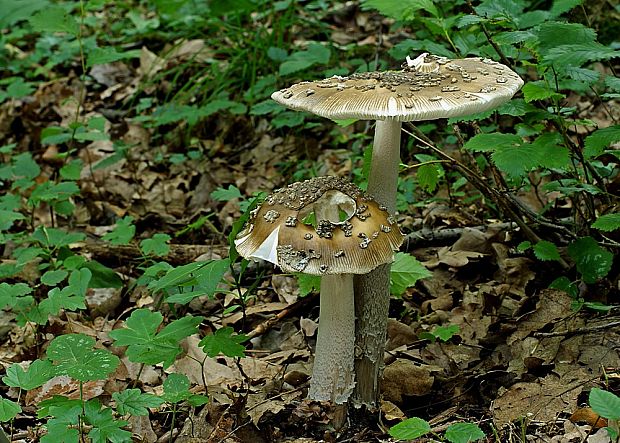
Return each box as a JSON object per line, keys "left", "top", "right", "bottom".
{"left": 271, "top": 54, "right": 523, "bottom": 121}
{"left": 234, "top": 176, "right": 404, "bottom": 275}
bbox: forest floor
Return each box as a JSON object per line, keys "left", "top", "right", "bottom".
{"left": 1, "top": 1, "right": 619, "bottom": 442}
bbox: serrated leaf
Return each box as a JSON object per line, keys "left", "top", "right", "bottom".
{"left": 108, "top": 309, "right": 202, "bottom": 368}
{"left": 361, "top": 0, "right": 438, "bottom": 20}
{"left": 444, "top": 422, "right": 486, "bottom": 443}
{"left": 543, "top": 43, "right": 620, "bottom": 67}
{"left": 592, "top": 213, "right": 620, "bottom": 232}
{"left": 140, "top": 233, "right": 171, "bottom": 257}
{"left": 0, "top": 282, "right": 32, "bottom": 308}
{"left": 534, "top": 22, "right": 596, "bottom": 55}
{"left": 567, "top": 237, "right": 613, "bottom": 284}
{"left": 549, "top": 276, "right": 578, "bottom": 298}
{"left": 47, "top": 334, "right": 119, "bottom": 382}
{"left": 417, "top": 164, "right": 440, "bottom": 193}
{"left": 605, "top": 76, "right": 620, "bottom": 92}
{"left": 0, "top": 398, "right": 21, "bottom": 422}
{"left": 210, "top": 185, "right": 242, "bottom": 201}
{"left": 199, "top": 326, "right": 248, "bottom": 358}
{"left": 463, "top": 133, "right": 522, "bottom": 152}
{"left": 162, "top": 373, "right": 190, "bottom": 404}
{"left": 549, "top": 0, "right": 582, "bottom": 18}
{"left": 533, "top": 241, "right": 561, "bottom": 261}
{"left": 279, "top": 43, "right": 330, "bottom": 76}
{"left": 389, "top": 417, "right": 431, "bottom": 440}
{"left": 29, "top": 6, "right": 79, "bottom": 35}
{"left": 432, "top": 324, "right": 459, "bottom": 342}
{"left": 83, "top": 399, "right": 131, "bottom": 443}
{"left": 112, "top": 389, "right": 163, "bottom": 416}
{"left": 390, "top": 252, "right": 432, "bottom": 296}
{"left": 589, "top": 388, "right": 620, "bottom": 420}
{"left": 491, "top": 143, "right": 540, "bottom": 178}
{"left": 584, "top": 125, "right": 620, "bottom": 159}
{"left": 2, "top": 359, "right": 53, "bottom": 391}
{"left": 522, "top": 82, "right": 564, "bottom": 102}
{"left": 86, "top": 47, "right": 141, "bottom": 68}
{"left": 102, "top": 216, "right": 135, "bottom": 245}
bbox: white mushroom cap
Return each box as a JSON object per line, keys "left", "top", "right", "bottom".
{"left": 272, "top": 54, "right": 524, "bottom": 121}
{"left": 234, "top": 176, "right": 404, "bottom": 275}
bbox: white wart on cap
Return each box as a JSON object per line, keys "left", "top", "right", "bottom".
{"left": 271, "top": 53, "right": 524, "bottom": 121}
{"left": 234, "top": 176, "right": 403, "bottom": 275}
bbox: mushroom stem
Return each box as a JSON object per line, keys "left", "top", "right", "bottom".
{"left": 308, "top": 273, "right": 355, "bottom": 405}
{"left": 307, "top": 192, "right": 356, "bottom": 419}
{"left": 353, "top": 119, "right": 402, "bottom": 406}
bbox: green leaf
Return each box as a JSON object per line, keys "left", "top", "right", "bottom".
{"left": 140, "top": 233, "right": 171, "bottom": 257}
{"left": 444, "top": 422, "right": 486, "bottom": 443}
{"left": 86, "top": 47, "right": 141, "bottom": 68}
{"left": 522, "top": 82, "right": 564, "bottom": 103}
{"left": 389, "top": 417, "right": 431, "bottom": 440}
{"left": 549, "top": 276, "right": 578, "bottom": 298}
{"left": 592, "top": 213, "right": 620, "bottom": 232}
{"left": 417, "top": 164, "right": 440, "bottom": 193}
{"left": 0, "top": 282, "right": 32, "bottom": 308}
{"left": 0, "top": 0, "right": 50, "bottom": 28}
{"left": 584, "top": 125, "right": 620, "bottom": 159}
{"left": 41, "top": 269, "right": 69, "bottom": 286}
{"left": 531, "top": 133, "right": 570, "bottom": 170}
{"left": 199, "top": 326, "right": 248, "bottom": 358}
{"left": 534, "top": 22, "right": 596, "bottom": 55}
{"left": 162, "top": 373, "right": 190, "bottom": 404}
{"left": 390, "top": 253, "right": 432, "bottom": 296}
{"left": 589, "top": 388, "right": 620, "bottom": 420}
{"left": 0, "top": 209, "right": 25, "bottom": 231}
{"left": 47, "top": 334, "right": 120, "bottom": 382}
{"left": 491, "top": 143, "right": 540, "bottom": 178}
{"left": 40, "top": 286, "right": 86, "bottom": 315}
{"left": 0, "top": 398, "right": 21, "bottom": 422}
{"left": 279, "top": 43, "right": 331, "bottom": 76}
{"left": 82, "top": 260, "right": 122, "bottom": 288}
{"left": 463, "top": 133, "right": 522, "bottom": 152}
{"left": 29, "top": 6, "right": 79, "bottom": 35}
{"left": 108, "top": 309, "right": 203, "bottom": 368}
{"left": 31, "top": 227, "right": 85, "bottom": 248}
{"left": 542, "top": 43, "right": 620, "bottom": 68}
{"left": 549, "top": 0, "right": 582, "bottom": 18}
{"left": 210, "top": 185, "right": 242, "bottom": 201}
{"left": 150, "top": 259, "right": 230, "bottom": 303}
{"left": 432, "top": 324, "right": 460, "bottom": 342}
{"left": 59, "top": 159, "right": 83, "bottom": 181}
{"left": 112, "top": 389, "right": 163, "bottom": 416}
{"left": 6, "top": 78, "right": 35, "bottom": 98}
{"left": 297, "top": 274, "right": 321, "bottom": 296}
{"left": 11, "top": 152, "right": 40, "bottom": 181}
{"left": 533, "top": 241, "right": 561, "bottom": 261}
{"left": 83, "top": 399, "right": 131, "bottom": 443}
{"left": 361, "top": 0, "right": 438, "bottom": 20}
{"left": 102, "top": 216, "right": 135, "bottom": 245}
{"left": 2, "top": 359, "right": 54, "bottom": 391}
{"left": 567, "top": 237, "right": 613, "bottom": 284}
{"left": 187, "top": 393, "right": 210, "bottom": 407}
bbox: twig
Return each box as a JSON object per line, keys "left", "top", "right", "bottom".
{"left": 246, "top": 291, "right": 319, "bottom": 339}
{"left": 533, "top": 320, "right": 620, "bottom": 338}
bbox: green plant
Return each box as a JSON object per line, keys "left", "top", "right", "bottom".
{"left": 589, "top": 388, "right": 620, "bottom": 440}
{"left": 390, "top": 417, "right": 485, "bottom": 442}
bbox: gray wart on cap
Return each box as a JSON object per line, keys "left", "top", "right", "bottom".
{"left": 234, "top": 176, "right": 404, "bottom": 275}
{"left": 272, "top": 53, "right": 524, "bottom": 121}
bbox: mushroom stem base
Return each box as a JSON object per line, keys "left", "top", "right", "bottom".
{"left": 308, "top": 274, "right": 356, "bottom": 405}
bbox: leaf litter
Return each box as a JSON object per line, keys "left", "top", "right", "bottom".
{"left": 0, "top": 4, "right": 619, "bottom": 443}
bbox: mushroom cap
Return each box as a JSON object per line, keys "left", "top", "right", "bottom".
{"left": 271, "top": 54, "right": 524, "bottom": 121}
{"left": 234, "top": 176, "right": 404, "bottom": 275}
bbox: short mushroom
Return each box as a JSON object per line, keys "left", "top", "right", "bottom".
{"left": 235, "top": 176, "right": 403, "bottom": 421}
{"left": 272, "top": 53, "right": 524, "bottom": 406}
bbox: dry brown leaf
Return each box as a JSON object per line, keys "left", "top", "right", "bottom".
{"left": 381, "top": 359, "right": 434, "bottom": 404}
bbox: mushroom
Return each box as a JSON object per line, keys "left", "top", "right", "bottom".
{"left": 271, "top": 53, "right": 524, "bottom": 405}
{"left": 235, "top": 176, "right": 403, "bottom": 420}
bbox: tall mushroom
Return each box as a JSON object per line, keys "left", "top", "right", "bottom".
{"left": 271, "top": 53, "right": 524, "bottom": 406}
{"left": 235, "top": 176, "right": 403, "bottom": 423}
